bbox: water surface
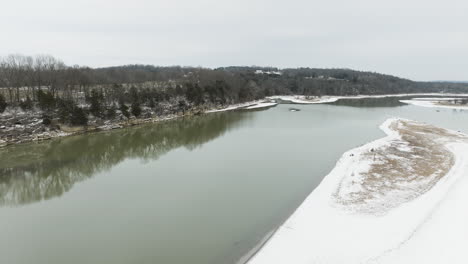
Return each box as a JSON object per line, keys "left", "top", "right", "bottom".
{"left": 1, "top": 97, "right": 468, "bottom": 264}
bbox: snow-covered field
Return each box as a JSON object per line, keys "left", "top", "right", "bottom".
{"left": 269, "top": 93, "right": 468, "bottom": 105}
{"left": 206, "top": 96, "right": 333, "bottom": 112}
{"left": 267, "top": 95, "right": 339, "bottom": 104}
{"left": 207, "top": 93, "right": 468, "bottom": 112}
{"left": 205, "top": 100, "right": 277, "bottom": 112}
{"left": 400, "top": 98, "right": 468, "bottom": 110}
{"left": 245, "top": 102, "right": 278, "bottom": 109}
{"left": 205, "top": 100, "right": 262, "bottom": 113}
{"left": 343, "top": 93, "right": 468, "bottom": 99}
{"left": 248, "top": 118, "right": 468, "bottom": 264}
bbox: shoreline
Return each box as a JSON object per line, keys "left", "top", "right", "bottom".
{"left": 236, "top": 229, "right": 279, "bottom": 264}
{"left": 0, "top": 112, "right": 185, "bottom": 148}
{"left": 0, "top": 99, "right": 278, "bottom": 148}
{"left": 269, "top": 93, "right": 468, "bottom": 104}
{"left": 247, "top": 118, "right": 468, "bottom": 264}
{"left": 400, "top": 98, "right": 468, "bottom": 110}
{"left": 2, "top": 92, "right": 468, "bottom": 148}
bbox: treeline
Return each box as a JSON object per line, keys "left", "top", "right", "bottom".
{"left": 1, "top": 54, "right": 467, "bottom": 123}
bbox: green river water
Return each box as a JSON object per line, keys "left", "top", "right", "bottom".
{"left": 1, "top": 97, "right": 468, "bottom": 264}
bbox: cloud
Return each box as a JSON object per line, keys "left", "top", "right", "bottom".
{"left": 1, "top": 0, "right": 466, "bottom": 81}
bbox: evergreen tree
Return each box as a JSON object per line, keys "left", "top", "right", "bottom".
{"left": 129, "top": 86, "right": 139, "bottom": 102}
{"left": 185, "top": 83, "right": 204, "bottom": 105}
{"left": 106, "top": 104, "right": 117, "bottom": 119}
{"left": 119, "top": 99, "right": 130, "bottom": 118}
{"left": 37, "top": 90, "right": 55, "bottom": 111}
{"left": 175, "top": 84, "right": 184, "bottom": 96}
{"left": 148, "top": 98, "right": 156, "bottom": 108}
{"left": 131, "top": 101, "right": 142, "bottom": 117}
{"left": 178, "top": 100, "right": 187, "bottom": 114}
{"left": 89, "top": 89, "right": 103, "bottom": 117}
{"left": 70, "top": 107, "right": 88, "bottom": 126}
{"left": 0, "top": 94, "right": 7, "bottom": 113}
{"left": 56, "top": 98, "right": 73, "bottom": 123}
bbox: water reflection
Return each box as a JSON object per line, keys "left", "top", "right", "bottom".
{"left": 332, "top": 97, "right": 407, "bottom": 107}
{"left": 0, "top": 112, "right": 252, "bottom": 206}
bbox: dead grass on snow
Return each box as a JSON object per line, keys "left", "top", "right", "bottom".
{"left": 333, "top": 120, "right": 466, "bottom": 214}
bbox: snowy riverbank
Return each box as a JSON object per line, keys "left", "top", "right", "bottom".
{"left": 400, "top": 97, "right": 468, "bottom": 110}
{"left": 3, "top": 93, "right": 467, "bottom": 147}
{"left": 0, "top": 99, "right": 280, "bottom": 147}
{"left": 267, "top": 95, "right": 339, "bottom": 104}
{"left": 205, "top": 100, "right": 278, "bottom": 112}
{"left": 219, "top": 93, "right": 467, "bottom": 108}
{"left": 269, "top": 93, "right": 468, "bottom": 105}
{"left": 248, "top": 118, "right": 468, "bottom": 264}
{"left": 205, "top": 100, "right": 263, "bottom": 113}
{"left": 206, "top": 93, "right": 468, "bottom": 112}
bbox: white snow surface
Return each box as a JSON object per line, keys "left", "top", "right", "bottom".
{"left": 206, "top": 100, "right": 277, "bottom": 113}
{"left": 269, "top": 93, "right": 468, "bottom": 105}
{"left": 205, "top": 100, "right": 263, "bottom": 113}
{"left": 248, "top": 118, "right": 468, "bottom": 264}
{"left": 207, "top": 94, "right": 468, "bottom": 112}
{"left": 245, "top": 102, "right": 278, "bottom": 109}
{"left": 400, "top": 98, "right": 468, "bottom": 110}
{"left": 409, "top": 97, "right": 464, "bottom": 101}
{"left": 267, "top": 95, "right": 339, "bottom": 104}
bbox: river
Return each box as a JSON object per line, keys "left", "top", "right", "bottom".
{"left": 1, "top": 97, "right": 468, "bottom": 264}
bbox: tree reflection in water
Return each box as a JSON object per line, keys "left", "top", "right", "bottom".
{"left": 0, "top": 112, "right": 253, "bottom": 206}
{"left": 331, "top": 97, "right": 408, "bottom": 108}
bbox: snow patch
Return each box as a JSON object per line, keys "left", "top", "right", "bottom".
{"left": 268, "top": 95, "right": 339, "bottom": 104}
{"left": 205, "top": 100, "right": 277, "bottom": 113}
{"left": 400, "top": 98, "right": 468, "bottom": 110}
{"left": 269, "top": 93, "right": 468, "bottom": 105}
{"left": 245, "top": 102, "right": 278, "bottom": 109}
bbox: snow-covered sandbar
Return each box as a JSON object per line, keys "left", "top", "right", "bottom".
{"left": 207, "top": 93, "right": 468, "bottom": 113}
{"left": 248, "top": 118, "right": 468, "bottom": 264}
{"left": 267, "top": 95, "right": 339, "bottom": 104}
{"left": 400, "top": 97, "right": 468, "bottom": 110}
{"left": 205, "top": 101, "right": 277, "bottom": 113}
{"left": 269, "top": 93, "right": 468, "bottom": 105}
{"left": 245, "top": 102, "right": 278, "bottom": 110}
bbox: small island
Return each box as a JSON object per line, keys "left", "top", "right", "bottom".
{"left": 248, "top": 118, "right": 468, "bottom": 264}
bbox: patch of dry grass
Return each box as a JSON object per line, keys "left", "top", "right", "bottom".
{"left": 333, "top": 120, "right": 466, "bottom": 214}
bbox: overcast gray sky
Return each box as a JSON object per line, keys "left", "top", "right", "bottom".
{"left": 1, "top": 0, "right": 466, "bottom": 81}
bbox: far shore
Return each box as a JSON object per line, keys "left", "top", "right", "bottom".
{"left": 269, "top": 93, "right": 468, "bottom": 105}
{"left": 400, "top": 97, "right": 468, "bottom": 110}
{"left": 0, "top": 98, "right": 278, "bottom": 148}
{"left": 2, "top": 92, "right": 468, "bottom": 148}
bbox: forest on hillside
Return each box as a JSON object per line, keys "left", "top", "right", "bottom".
{"left": 0, "top": 54, "right": 467, "bottom": 126}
